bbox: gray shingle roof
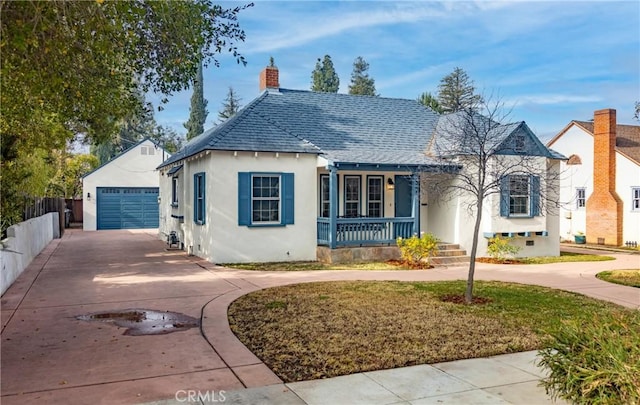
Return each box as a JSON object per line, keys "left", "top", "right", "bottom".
{"left": 159, "top": 89, "right": 562, "bottom": 170}
{"left": 429, "top": 111, "right": 561, "bottom": 159}
{"left": 159, "top": 89, "right": 441, "bottom": 168}
{"left": 166, "top": 164, "right": 183, "bottom": 175}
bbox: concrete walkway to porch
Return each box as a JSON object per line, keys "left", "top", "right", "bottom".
{"left": 1, "top": 229, "right": 637, "bottom": 404}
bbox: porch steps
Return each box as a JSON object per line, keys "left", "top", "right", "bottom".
{"left": 430, "top": 243, "right": 470, "bottom": 266}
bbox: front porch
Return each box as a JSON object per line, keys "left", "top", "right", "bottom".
{"left": 317, "top": 242, "right": 469, "bottom": 265}
{"left": 316, "top": 165, "right": 422, "bottom": 249}
{"left": 317, "top": 217, "right": 415, "bottom": 247}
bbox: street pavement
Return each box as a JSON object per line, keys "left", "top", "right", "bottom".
{"left": 1, "top": 229, "right": 638, "bottom": 404}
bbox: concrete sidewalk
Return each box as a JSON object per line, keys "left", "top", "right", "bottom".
{"left": 1, "top": 229, "right": 638, "bottom": 404}
{"left": 162, "top": 350, "right": 562, "bottom": 405}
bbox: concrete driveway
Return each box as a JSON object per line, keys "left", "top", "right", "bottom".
{"left": 1, "top": 229, "right": 638, "bottom": 404}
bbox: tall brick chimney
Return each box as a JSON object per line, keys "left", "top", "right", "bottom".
{"left": 585, "top": 109, "right": 623, "bottom": 245}
{"left": 259, "top": 65, "right": 279, "bottom": 92}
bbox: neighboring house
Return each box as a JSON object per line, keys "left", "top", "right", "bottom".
{"left": 157, "top": 65, "right": 563, "bottom": 264}
{"left": 83, "top": 138, "right": 169, "bottom": 231}
{"left": 547, "top": 109, "right": 640, "bottom": 246}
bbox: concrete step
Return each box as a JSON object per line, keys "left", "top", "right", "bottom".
{"left": 430, "top": 255, "right": 470, "bottom": 266}
{"left": 436, "top": 249, "right": 467, "bottom": 257}
{"left": 437, "top": 243, "right": 461, "bottom": 251}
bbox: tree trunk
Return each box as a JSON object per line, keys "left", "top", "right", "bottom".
{"left": 465, "top": 199, "right": 484, "bottom": 303}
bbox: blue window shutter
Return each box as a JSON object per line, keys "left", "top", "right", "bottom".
{"left": 201, "top": 173, "right": 206, "bottom": 224}
{"left": 238, "top": 172, "right": 250, "bottom": 225}
{"left": 500, "top": 176, "right": 509, "bottom": 217}
{"left": 531, "top": 175, "right": 540, "bottom": 216}
{"left": 282, "top": 173, "right": 294, "bottom": 225}
{"left": 193, "top": 173, "right": 198, "bottom": 224}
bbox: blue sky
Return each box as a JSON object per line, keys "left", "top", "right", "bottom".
{"left": 149, "top": 0, "right": 639, "bottom": 142}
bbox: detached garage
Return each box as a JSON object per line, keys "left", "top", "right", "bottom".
{"left": 83, "top": 139, "right": 169, "bottom": 231}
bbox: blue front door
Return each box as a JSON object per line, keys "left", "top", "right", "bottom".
{"left": 394, "top": 175, "right": 413, "bottom": 237}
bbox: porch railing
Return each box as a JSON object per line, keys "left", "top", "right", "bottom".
{"left": 317, "top": 217, "right": 415, "bottom": 247}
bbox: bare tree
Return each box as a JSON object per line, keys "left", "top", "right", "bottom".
{"left": 426, "top": 94, "right": 561, "bottom": 303}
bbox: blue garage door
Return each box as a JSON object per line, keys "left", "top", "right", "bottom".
{"left": 97, "top": 187, "right": 159, "bottom": 230}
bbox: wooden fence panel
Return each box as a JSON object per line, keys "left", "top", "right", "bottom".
{"left": 23, "top": 197, "right": 65, "bottom": 235}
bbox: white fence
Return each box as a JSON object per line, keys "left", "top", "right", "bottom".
{"left": 1, "top": 212, "right": 59, "bottom": 295}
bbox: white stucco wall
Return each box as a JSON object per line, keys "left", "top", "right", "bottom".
{"left": 1, "top": 213, "right": 58, "bottom": 295}
{"left": 159, "top": 166, "right": 184, "bottom": 244}
{"left": 160, "top": 151, "right": 319, "bottom": 263}
{"left": 549, "top": 125, "right": 640, "bottom": 244}
{"left": 423, "top": 157, "right": 561, "bottom": 257}
{"left": 83, "top": 140, "right": 168, "bottom": 231}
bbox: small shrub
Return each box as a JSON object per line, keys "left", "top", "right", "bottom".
{"left": 487, "top": 235, "right": 521, "bottom": 261}
{"left": 537, "top": 312, "right": 640, "bottom": 405}
{"left": 396, "top": 232, "right": 439, "bottom": 266}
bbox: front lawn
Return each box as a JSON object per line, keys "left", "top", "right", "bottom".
{"left": 520, "top": 251, "right": 615, "bottom": 264}
{"left": 228, "top": 280, "right": 635, "bottom": 382}
{"left": 223, "top": 251, "right": 613, "bottom": 271}
{"left": 596, "top": 269, "right": 640, "bottom": 288}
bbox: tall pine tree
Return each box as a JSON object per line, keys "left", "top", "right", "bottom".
{"left": 437, "top": 67, "right": 482, "bottom": 113}
{"left": 348, "top": 56, "right": 377, "bottom": 96}
{"left": 311, "top": 55, "right": 340, "bottom": 93}
{"left": 417, "top": 91, "right": 443, "bottom": 114}
{"left": 218, "top": 86, "right": 242, "bottom": 122}
{"left": 91, "top": 87, "right": 157, "bottom": 164}
{"left": 184, "top": 60, "right": 209, "bottom": 140}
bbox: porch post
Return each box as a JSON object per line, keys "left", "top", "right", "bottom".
{"left": 329, "top": 166, "right": 338, "bottom": 249}
{"left": 411, "top": 172, "right": 420, "bottom": 235}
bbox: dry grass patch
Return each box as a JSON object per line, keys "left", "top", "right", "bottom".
{"left": 596, "top": 269, "right": 640, "bottom": 288}
{"left": 228, "top": 281, "right": 628, "bottom": 382}
{"left": 221, "top": 261, "right": 409, "bottom": 271}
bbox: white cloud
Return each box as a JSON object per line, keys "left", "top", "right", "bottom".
{"left": 506, "top": 94, "right": 603, "bottom": 106}
{"left": 244, "top": 3, "right": 449, "bottom": 54}
{"left": 376, "top": 64, "right": 449, "bottom": 91}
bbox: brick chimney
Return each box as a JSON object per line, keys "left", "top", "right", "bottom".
{"left": 259, "top": 65, "right": 279, "bottom": 92}
{"left": 585, "top": 109, "right": 623, "bottom": 245}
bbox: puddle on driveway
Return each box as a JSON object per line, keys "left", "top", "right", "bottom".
{"left": 76, "top": 309, "right": 199, "bottom": 336}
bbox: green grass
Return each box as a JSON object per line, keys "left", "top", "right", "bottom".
{"left": 596, "top": 269, "right": 640, "bottom": 288}
{"left": 228, "top": 280, "right": 635, "bottom": 382}
{"left": 539, "top": 311, "right": 640, "bottom": 404}
{"left": 519, "top": 251, "right": 615, "bottom": 264}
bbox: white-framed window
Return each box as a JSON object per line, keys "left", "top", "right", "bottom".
{"left": 509, "top": 175, "right": 530, "bottom": 216}
{"left": 252, "top": 174, "right": 280, "bottom": 223}
{"left": 576, "top": 187, "right": 586, "bottom": 209}
{"left": 238, "top": 172, "right": 294, "bottom": 227}
{"left": 500, "top": 175, "right": 540, "bottom": 218}
{"left": 632, "top": 187, "right": 640, "bottom": 212}
{"left": 320, "top": 175, "right": 330, "bottom": 218}
{"left": 171, "top": 177, "right": 179, "bottom": 206}
{"left": 367, "top": 176, "right": 383, "bottom": 217}
{"left": 344, "top": 176, "right": 360, "bottom": 217}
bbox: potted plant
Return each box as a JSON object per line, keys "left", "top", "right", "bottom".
{"left": 574, "top": 231, "right": 586, "bottom": 244}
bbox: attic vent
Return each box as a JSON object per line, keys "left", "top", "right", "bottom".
{"left": 141, "top": 146, "right": 155, "bottom": 156}
{"left": 567, "top": 154, "right": 582, "bottom": 165}
{"left": 514, "top": 134, "right": 525, "bottom": 153}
